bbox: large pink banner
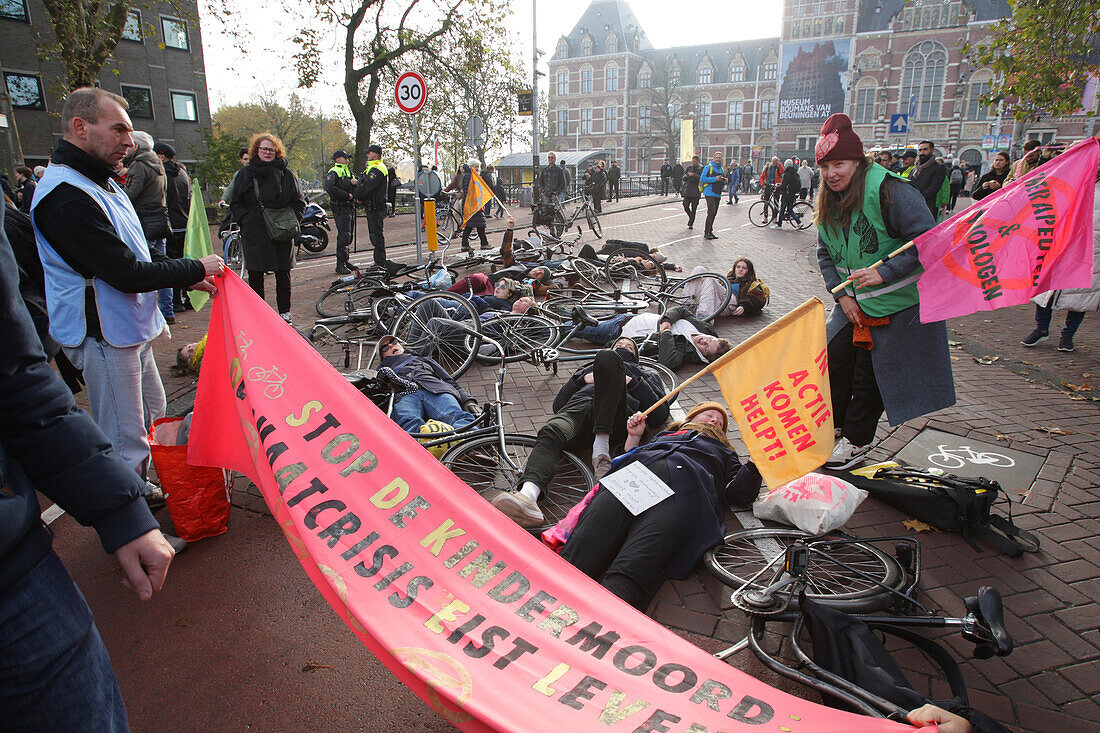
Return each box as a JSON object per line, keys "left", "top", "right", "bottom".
{"left": 188, "top": 271, "right": 916, "bottom": 731}
{"left": 916, "top": 137, "right": 1097, "bottom": 323}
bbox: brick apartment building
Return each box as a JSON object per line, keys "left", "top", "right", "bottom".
{"left": 1, "top": 0, "right": 212, "bottom": 171}
{"left": 547, "top": 0, "right": 1099, "bottom": 175}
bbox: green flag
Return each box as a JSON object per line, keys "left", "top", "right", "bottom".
{"left": 183, "top": 178, "right": 214, "bottom": 311}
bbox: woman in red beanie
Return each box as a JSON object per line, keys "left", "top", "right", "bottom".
{"left": 813, "top": 113, "right": 955, "bottom": 470}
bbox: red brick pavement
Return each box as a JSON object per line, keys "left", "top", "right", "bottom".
{"left": 112, "top": 194, "right": 1100, "bottom": 731}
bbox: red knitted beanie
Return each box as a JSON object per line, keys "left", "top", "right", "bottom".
{"left": 815, "top": 113, "right": 865, "bottom": 164}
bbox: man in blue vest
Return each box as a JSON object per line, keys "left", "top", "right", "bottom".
{"left": 30, "top": 87, "right": 222, "bottom": 511}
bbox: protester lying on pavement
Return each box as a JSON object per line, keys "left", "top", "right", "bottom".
{"left": 721, "top": 258, "right": 769, "bottom": 316}
{"left": 377, "top": 335, "right": 478, "bottom": 434}
{"left": 573, "top": 306, "right": 732, "bottom": 369}
{"left": 492, "top": 340, "right": 670, "bottom": 527}
{"left": 558, "top": 402, "right": 761, "bottom": 610}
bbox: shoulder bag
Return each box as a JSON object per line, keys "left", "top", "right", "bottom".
{"left": 253, "top": 177, "right": 300, "bottom": 242}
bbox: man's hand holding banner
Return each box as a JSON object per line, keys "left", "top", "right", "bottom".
{"left": 185, "top": 273, "right": 907, "bottom": 732}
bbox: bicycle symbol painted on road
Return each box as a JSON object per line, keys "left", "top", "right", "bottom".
{"left": 926, "top": 444, "right": 1015, "bottom": 470}
{"left": 247, "top": 365, "right": 288, "bottom": 399}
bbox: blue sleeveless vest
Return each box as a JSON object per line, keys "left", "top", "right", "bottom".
{"left": 31, "top": 163, "right": 164, "bottom": 347}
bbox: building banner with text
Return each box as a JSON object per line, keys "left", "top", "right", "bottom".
{"left": 778, "top": 38, "right": 852, "bottom": 123}
{"left": 915, "top": 136, "right": 1098, "bottom": 323}
{"left": 711, "top": 298, "right": 834, "bottom": 491}
{"left": 186, "top": 274, "right": 909, "bottom": 732}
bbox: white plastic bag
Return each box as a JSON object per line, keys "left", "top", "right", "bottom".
{"left": 752, "top": 472, "right": 868, "bottom": 535}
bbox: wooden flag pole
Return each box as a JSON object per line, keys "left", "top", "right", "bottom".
{"left": 829, "top": 240, "right": 917, "bottom": 295}
{"left": 640, "top": 298, "right": 823, "bottom": 418}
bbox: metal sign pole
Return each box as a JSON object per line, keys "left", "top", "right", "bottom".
{"left": 413, "top": 114, "right": 423, "bottom": 265}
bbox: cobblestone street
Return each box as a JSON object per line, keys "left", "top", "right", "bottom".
{"left": 58, "top": 194, "right": 1100, "bottom": 732}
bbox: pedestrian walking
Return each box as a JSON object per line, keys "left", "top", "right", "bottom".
{"left": 607, "top": 160, "right": 621, "bottom": 202}
{"left": 459, "top": 159, "right": 490, "bottom": 252}
{"left": 700, "top": 151, "right": 726, "bottom": 240}
{"left": 813, "top": 113, "right": 954, "bottom": 470}
{"left": 660, "top": 159, "right": 672, "bottom": 196}
{"left": 798, "top": 160, "right": 813, "bottom": 200}
{"left": 726, "top": 159, "right": 741, "bottom": 204}
{"left": 681, "top": 155, "right": 702, "bottom": 228}
{"left": 671, "top": 160, "right": 684, "bottom": 197}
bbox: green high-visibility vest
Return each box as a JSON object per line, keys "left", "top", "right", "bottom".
{"left": 818, "top": 163, "right": 921, "bottom": 317}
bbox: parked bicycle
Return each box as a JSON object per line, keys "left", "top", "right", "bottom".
{"left": 748, "top": 197, "right": 813, "bottom": 230}
{"left": 546, "top": 193, "right": 603, "bottom": 239}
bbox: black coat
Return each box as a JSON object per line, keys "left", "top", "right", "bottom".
{"left": 163, "top": 160, "right": 191, "bottom": 230}
{"left": 229, "top": 158, "right": 306, "bottom": 272}
{"left": 780, "top": 166, "right": 801, "bottom": 203}
{"left": 971, "top": 168, "right": 1009, "bottom": 201}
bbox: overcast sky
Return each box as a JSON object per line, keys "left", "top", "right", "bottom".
{"left": 201, "top": 0, "right": 783, "bottom": 113}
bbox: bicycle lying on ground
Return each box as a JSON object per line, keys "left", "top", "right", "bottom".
{"left": 706, "top": 528, "right": 1013, "bottom": 722}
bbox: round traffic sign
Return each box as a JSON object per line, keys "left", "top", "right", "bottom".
{"left": 395, "top": 71, "right": 427, "bottom": 114}
{"left": 416, "top": 170, "right": 441, "bottom": 198}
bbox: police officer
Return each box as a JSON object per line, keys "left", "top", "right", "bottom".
{"left": 323, "top": 149, "right": 358, "bottom": 274}
{"left": 354, "top": 143, "right": 389, "bottom": 271}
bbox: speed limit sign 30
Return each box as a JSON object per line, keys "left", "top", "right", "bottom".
{"left": 395, "top": 71, "right": 427, "bottom": 115}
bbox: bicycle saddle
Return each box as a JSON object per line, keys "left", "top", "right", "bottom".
{"left": 965, "top": 586, "right": 1013, "bottom": 658}
{"left": 570, "top": 306, "right": 600, "bottom": 328}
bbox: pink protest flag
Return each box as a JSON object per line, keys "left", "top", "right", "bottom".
{"left": 915, "top": 136, "right": 1097, "bottom": 323}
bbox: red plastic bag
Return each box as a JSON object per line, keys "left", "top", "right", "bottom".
{"left": 149, "top": 417, "right": 230, "bottom": 542}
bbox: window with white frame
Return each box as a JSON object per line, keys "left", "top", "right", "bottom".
{"left": 555, "top": 109, "right": 569, "bottom": 136}
{"left": 696, "top": 99, "right": 711, "bottom": 130}
{"left": 121, "top": 85, "right": 154, "bottom": 118}
{"left": 901, "top": 40, "right": 947, "bottom": 121}
{"left": 580, "top": 107, "right": 592, "bottom": 134}
{"left": 854, "top": 87, "right": 875, "bottom": 123}
{"left": 170, "top": 91, "right": 197, "bottom": 121}
{"left": 729, "top": 63, "right": 744, "bottom": 82}
{"left": 606, "top": 33, "right": 617, "bottom": 53}
{"left": 581, "top": 36, "right": 592, "bottom": 56}
{"left": 606, "top": 64, "right": 619, "bottom": 92}
{"left": 557, "top": 38, "right": 569, "bottom": 58}
{"left": 121, "top": 9, "right": 142, "bottom": 41}
{"left": 762, "top": 61, "right": 778, "bottom": 80}
{"left": 580, "top": 67, "right": 593, "bottom": 94}
{"left": 967, "top": 80, "right": 991, "bottom": 120}
{"left": 161, "top": 17, "right": 188, "bottom": 50}
{"left": 605, "top": 106, "right": 618, "bottom": 133}
{"left": 557, "top": 70, "right": 569, "bottom": 95}
{"left": 698, "top": 66, "right": 712, "bottom": 84}
{"left": 639, "top": 68, "right": 651, "bottom": 88}
{"left": 669, "top": 66, "right": 680, "bottom": 85}
{"left": 760, "top": 99, "right": 776, "bottom": 128}
{"left": 727, "top": 99, "right": 743, "bottom": 129}
{"left": 638, "top": 105, "right": 651, "bottom": 132}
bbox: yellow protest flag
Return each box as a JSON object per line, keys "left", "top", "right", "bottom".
{"left": 711, "top": 298, "right": 834, "bottom": 490}
{"left": 461, "top": 168, "right": 497, "bottom": 228}
{"left": 679, "top": 118, "right": 694, "bottom": 162}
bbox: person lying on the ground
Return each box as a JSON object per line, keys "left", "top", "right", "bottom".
{"left": 573, "top": 307, "right": 732, "bottom": 369}
{"left": 721, "top": 257, "right": 768, "bottom": 316}
{"left": 447, "top": 274, "right": 518, "bottom": 311}
{"left": 377, "top": 335, "right": 478, "bottom": 434}
{"left": 557, "top": 402, "right": 761, "bottom": 610}
{"left": 492, "top": 339, "right": 671, "bottom": 528}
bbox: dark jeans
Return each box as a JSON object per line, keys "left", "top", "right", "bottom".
{"left": 576, "top": 313, "right": 631, "bottom": 344}
{"left": 661, "top": 177, "right": 670, "bottom": 195}
{"left": 561, "top": 489, "right": 681, "bottom": 610}
{"left": 366, "top": 209, "right": 386, "bottom": 267}
{"left": 461, "top": 224, "right": 488, "bottom": 250}
{"left": 334, "top": 209, "right": 355, "bottom": 269}
{"left": 592, "top": 190, "right": 602, "bottom": 214}
{"left": 0, "top": 552, "right": 129, "bottom": 731}
{"left": 828, "top": 321, "right": 883, "bottom": 446}
{"left": 727, "top": 185, "right": 739, "bottom": 203}
{"left": 248, "top": 269, "right": 292, "bottom": 313}
{"left": 777, "top": 197, "right": 797, "bottom": 227}
{"left": 683, "top": 197, "right": 699, "bottom": 226}
{"left": 520, "top": 350, "right": 629, "bottom": 489}
{"left": 703, "top": 196, "right": 720, "bottom": 236}
{"left": 608, "top": 179, "right": 620, "bottom": 201}
{"left": 1035, "top": 304, "right": 1086, "bottom": 337}
{"left": 949, "top": 183, "right": 963, "bottom": 210}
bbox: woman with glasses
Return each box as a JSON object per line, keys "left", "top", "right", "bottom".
{"left": 229, "top": 133, "right": 306, "bottom": 323}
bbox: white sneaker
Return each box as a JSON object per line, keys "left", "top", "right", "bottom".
{"left": 492, "top": 491, "right": 545, "bottom": 528}
{"left": 280, "top": 312, "right": 293, "bottom": 324}
{"left": 825, "top": 437, "right": 870, "bottom": 470}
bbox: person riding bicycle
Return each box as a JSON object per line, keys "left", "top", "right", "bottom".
{"left": 556, "top": 402, "right": 761, "bottom": 610}
{"left": 773, "top": 160, "right": 802, "bottom": 229}
{"left": 760, "top": 157, "right": 784, "bottom": 205}
{"left": 377, "top": 335, "right": 478, "bottom": 434}
{"left": 492, "top": 341, "right": 670, "bottom": 528}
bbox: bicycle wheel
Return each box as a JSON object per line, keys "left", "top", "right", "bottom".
{"left": 315, "top": 278, "right": 385, "bottom": 318}
{"left": 603, "top": 249, "right": 668, "bottom": 291}
{"left": 569, "top": 257, "right": 605, "bottom": 290}
{"left": 585, "top": 208, "right": 603, "bottom": 238}
{"left": 389, "top": 292, "right": 482, "bottom": 379}
{"left": 659, "top": 273, "right": 733, "bottom": 322}
{"left": 441, "top": 434, "right": 594, "bottom": 534}
{"left": 225, "top": 235, "right": 244, "bottom": 275}
{"left": 437, "top": 207, "right": 457, "bottom": 240}
{"left": 550, "top": 209, "right": 567, "bottom": 239}
{"left": 370, "top": 294, "right": 407, "bottom": 334}
{"left": 638, "top": 357, "right": 677, "bottom": 395}
{"left": 705, "top": 528, "right": 905, "bottom": 612}
{"left": 748, "top": 200, "right": 773, "bottom": 228}
{"left": 477, "top": 313, "right": 562, "bottom": 364}
{"left": 791, "top": 201, "right": 814, "bottom": 230}
{"left": 308, "top": 319, "right": 377, "bottom": 371}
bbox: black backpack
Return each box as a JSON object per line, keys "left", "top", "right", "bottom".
{"left": 829, "top": 465, "right": 1039, "bottom": 558}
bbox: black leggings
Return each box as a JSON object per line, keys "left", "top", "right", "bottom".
{"left": 828, "top": 322, "right": 884, "bottom": 446}
{"left": 248, "top": 270, "right": 291, "bottom": 314}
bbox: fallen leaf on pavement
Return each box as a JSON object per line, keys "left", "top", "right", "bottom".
{"left": 301, "top": 662, "right": 333, "bottom": 673}
{"left": 974, "top": 356, "right": 999, "bottom": 365}
{"left": 903, "top": 519, "right": 938, "bottom": 532}
{"left": 994, "top": 434, "right": 1011, "bottom": 441}
{"left": 1037, "top": 425, "right": 1074, "bottom": 435}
